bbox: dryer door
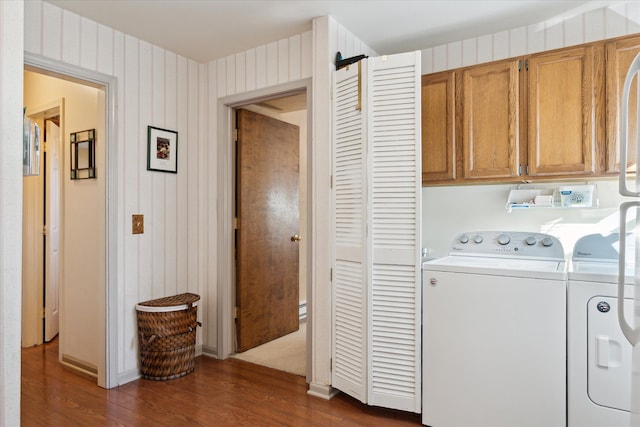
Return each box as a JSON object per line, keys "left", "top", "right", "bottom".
{"left": 588, "top": 296, "right": 634, "bottom": 412}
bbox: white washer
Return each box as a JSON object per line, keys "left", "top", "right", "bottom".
{"left": 422, "top": 231, "right": 567, "bottom": 427}
{"left": 568, "top": 233, "right": 635, "bottom": 427}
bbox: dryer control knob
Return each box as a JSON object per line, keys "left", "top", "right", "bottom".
{"left": 497, "top": 234, "right": 511, "bottom": 245}
{"left": 473, "top": 235, "right": 483, "bottom": 244}
{"left": 459, "top": 234, "right": 469, "bottom": 244}
{"left": 524, "top": 236, "right": 537, "bottom": 246}
{"left": 541, "top": 237, "right": 554, "bottom": 247}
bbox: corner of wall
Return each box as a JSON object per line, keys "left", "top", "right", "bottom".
{"left": 200, "top": 345, "right": 218, "bottom": 359}
{"left": 117, "top": 368, "right": 142, "bottom": 386}
{"left": 307, "top": 382, "right": 340, "bottom": 400}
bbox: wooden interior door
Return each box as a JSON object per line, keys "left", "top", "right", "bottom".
{"left": 236, "top": 108, "right": 300, "bottom": 352}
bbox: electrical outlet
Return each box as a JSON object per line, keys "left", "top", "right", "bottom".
{"left": 132, "top": 214, "right": 144, "bottom": 234}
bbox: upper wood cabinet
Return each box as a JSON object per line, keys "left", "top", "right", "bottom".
{"left": 421, "top": 71, "right": 456, "bottom": 182}
{"left": 605, "top": 35, "right": 640, "bottom": 174}
{"left": 461, "top": 59, "right": 521, "bottom": 180}
{"left": 526, "top": 45, "right": 600, "bottom": 177}
{"left": 460, "top": 46, "right": 601, "bottom": 181}
{"left": 421, "top": 39, "right": 613, "bottom": 185}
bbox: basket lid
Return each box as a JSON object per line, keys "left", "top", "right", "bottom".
{"left": 136, "top": 292, "right": 200, "bottom": 312}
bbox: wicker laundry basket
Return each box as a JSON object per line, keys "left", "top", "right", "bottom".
{"left": 136, "top": 293, "right": 201, "bottom": 380}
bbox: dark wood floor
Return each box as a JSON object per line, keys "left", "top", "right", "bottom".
{"left": 21, "top": 339, "right": 422, "bottom": 426}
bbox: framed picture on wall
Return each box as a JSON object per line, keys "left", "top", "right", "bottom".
{"left": 147, "top": 126, "right": 178, "bottom": 173}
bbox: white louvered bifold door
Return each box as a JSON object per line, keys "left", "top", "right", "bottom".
{"left": 366, "top": 52, "right": 422, "bottom": 413}
{"left": 332, "top": 62, "right": 368, "bottom": 403}
{"left": 331, "top": 52, "right": 422, "bottom": 412}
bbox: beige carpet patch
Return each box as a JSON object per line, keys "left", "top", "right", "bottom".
{"left": 232, "top": 323, "right": 306, "bottom": 376}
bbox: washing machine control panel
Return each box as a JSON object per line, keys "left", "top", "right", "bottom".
{"left": 450, "top": 231, "right": 564, "bottom": 260}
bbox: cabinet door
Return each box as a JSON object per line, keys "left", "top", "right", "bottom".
{"left": 527, "top": 46, "right": 599, "bottom": 176}
{"left": 421, "top": 71, "right": 456, "bottom": 182}
{"left": 462, "top": 60, "right": 521, "bottom": 179}
{"left": 606, "top": 35, "right": 640, "bottom": 174}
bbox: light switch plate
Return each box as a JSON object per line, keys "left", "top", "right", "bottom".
{"left": 132, "top": 214, "right": 144, "bottom": 234}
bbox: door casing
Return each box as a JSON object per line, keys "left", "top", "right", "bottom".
{"left": 24, "top": 52, "right": 118, "bottom": 389}
{"left": 217, "top": 79, "right": 312, "bottom": 380}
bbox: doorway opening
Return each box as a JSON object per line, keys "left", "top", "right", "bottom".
{"left": 22, "top": 68, "right": 104, "bottom": 381}
{"left": 22, "top": 53, "right": 118, "bottom": 389}
{"left": 221, "top": 87, "right": 311, "bottom": 378}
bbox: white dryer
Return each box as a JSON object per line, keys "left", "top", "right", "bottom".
{"left": 422, "top": 231, "right": 567, "bottom": 427}
{"left": 568, "top": 233, "right": 635, "bottom": 427}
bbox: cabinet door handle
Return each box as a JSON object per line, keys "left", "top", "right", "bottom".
{"left": 291, "top": 234, "right": 302, "bottom": 242}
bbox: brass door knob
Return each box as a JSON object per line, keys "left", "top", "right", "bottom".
{"left": 291, "top": 234, "right": 302, "bottom": 242}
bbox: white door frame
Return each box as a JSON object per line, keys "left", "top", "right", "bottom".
{"left": 24, "top": 52, "right": 118, "bottom": 389}
{"left": 216, "top": 78, "right": 312, "bottom": 379}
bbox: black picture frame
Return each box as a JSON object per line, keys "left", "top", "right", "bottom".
{"left": 147, "top": 126, "right": 178, "bottom": 173}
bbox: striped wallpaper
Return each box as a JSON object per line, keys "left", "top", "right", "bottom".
{"left": 422, "top": 1, "right": 640, "bottom": 73}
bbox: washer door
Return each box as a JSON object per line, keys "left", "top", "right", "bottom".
{"left": 588, "top": 296, "right": 634, "bottom": 412}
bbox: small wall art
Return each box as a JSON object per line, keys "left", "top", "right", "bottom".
{"left": 70, "top": 128, "right": 96, "bottom": 179}
{"left": 147, "top": 126, "right": 178, "bottom": 173}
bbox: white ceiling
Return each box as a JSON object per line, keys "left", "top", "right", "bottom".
{"left": 47, "top": 0, "right": 621, "bottom": 64}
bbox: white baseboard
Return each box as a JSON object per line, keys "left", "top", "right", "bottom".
{"left": 118, "top": 345, "right": 206, "bottom": 386}
{"left": 60, "top": 354, "right": 97, "bottom": 378}
{"left": 299, "top": 300, "right": 307, "bottom": 321}
{"left": 201, "top": 345, "right": 218, "bottom": 358}
{"left": 307, "top": 382, "right": 339, "bottom": 400}
{"left": 118, "top": 368, "right": 141, "bottom": 386}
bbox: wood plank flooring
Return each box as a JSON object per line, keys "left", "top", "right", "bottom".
{"left": 21, "top": 339, "right": 422, "bottom": 426}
